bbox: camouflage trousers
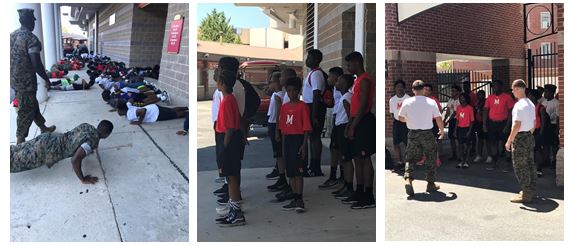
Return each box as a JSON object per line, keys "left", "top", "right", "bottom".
{"left": 512, "top": 132, "right": 537, "bottom": 196}
{"left": 15, "top": 90, "right": 46, "bottom": 140}
{"left": 10, "top": 132, "right": 63, "bottom": 173}
{"left": 404, "top": 129, "right": 438, "bottom": 182}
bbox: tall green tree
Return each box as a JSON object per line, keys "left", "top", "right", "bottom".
{"left": 198, "top": 9, "right": 241, "bottom": 44}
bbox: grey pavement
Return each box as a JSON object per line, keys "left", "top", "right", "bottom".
{"left": 385, "top": 159, "right": 563, "bottom": 241}
{"left": 10, "top": 69, "right": 189, "bottom": 242}
{"left": 196, "top": 100, "right": 376, "bottom": 242}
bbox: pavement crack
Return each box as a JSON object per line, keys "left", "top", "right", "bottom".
{"left": 96, "top": 150, "right": 125, "bottom": 242}
{"left": 138, "top": 125, "right": 189, "bottom": 183}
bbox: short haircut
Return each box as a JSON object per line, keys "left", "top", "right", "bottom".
{"left": 512, "top": 79, "right": 527, "bottom": 88}
{"left": 339, "top": 74, "right": 355, "bottom": 89}
{"left": 101, "top": 90, "right": 111, "bottom": 101}
{"left": 281, "top": 68, "right": 297, "bottom": 78}
{"left": 345, "top": 51, "right": 364, "bottom": 64}
{"left": 544, "top": 84, "right": 557, "bottom": 93}
{"left": 218, "top": 57, "right": 240, "bottom": 74}
{"left": 412, "top": 80, "right": 425, "bottom": 91}
{"left": 307, "top": 49, "right": 323, "bottom": 62}
{"left": 328, "top": 67, "right": 344, "bottom": 77}
{"left": 459, "top": 92, "right": 471, "bottom": 104}
{"left": 394, "top": 79, "right": 406, "bottom": 87}
{"left": 219, "top": 69, "right": 237, "bottom": 92}
{"left": 269, "top": 71, "right": 281, "bottom": 82}
{"left": 423, "top": 83, "right": 433, "bottom": 91}
{"left": 492, "top": 79, "right": 504, "bottom": 86}
{"left": 97, "top": 120, "right": 114, "bottom": 135}
{"left": 285, "top": 77, "right": 303, "bottom": 91}
{"left": 117, "top": 100, "right": 128, "bottom": 112}
{"left": 477, "top": 89, "right": 486, "bottom": 95}
{"left": 451, "top": 84, "right": 462, "bottom": 92}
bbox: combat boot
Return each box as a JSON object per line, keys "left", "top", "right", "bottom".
{"left": 404, "top": 178, "right": 414, "bottom": 196}
{"left": 426, "top": 182, "right": 440, "bottom": 192}
{"left": 40, "top": 125, "right": 56, "bottom": 134}
{"left": 510, "top": 191, "right": 533, "bottom": 203}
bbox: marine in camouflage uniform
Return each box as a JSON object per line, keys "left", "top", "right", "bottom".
{"left": 404, "top": 130, "right": 438, "bottom": 183}
{"left": 11, "top": 123, "right": 100, "bottom": 173}
{"left": 512, "top": 132, "right": 537, "bottom": 200}
{"left": 10, "top": 8, "right": 55, "bottom": 143}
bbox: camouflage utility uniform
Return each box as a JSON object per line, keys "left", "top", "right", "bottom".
{"left": 10, "top": 26, "right": 45, "bottom": 140}
{"left": 11, "top": 123, "right": 100, "bottom": 173}
{"left": 512, "top": 132, "right": 537, "bottom": 197}
{"left": 404, "top": 130, "right": 438, "bottom": 182}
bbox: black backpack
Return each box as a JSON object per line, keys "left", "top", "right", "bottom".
{"left": 239, "top": 78, "right": 261, "bottom": 119}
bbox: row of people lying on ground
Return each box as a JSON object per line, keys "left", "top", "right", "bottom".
{"left": 389, "top": 80, "right": 560, "bottom": 177}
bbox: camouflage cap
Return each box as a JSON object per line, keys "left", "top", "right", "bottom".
{"left": 18, "top": 8, "right": 36, "bottom": 21}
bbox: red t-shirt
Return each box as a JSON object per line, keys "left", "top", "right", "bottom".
{"left": 469, "top": 91, "right": 478, "bottom": 107}
{"left": 484, "top": 93, "right": 514, "bottom": 121}
{"left": 475, "top": 100, "right": 484, "bottom": 123}
{"left": 215, "top": 94, "right": 240, "bottom": 133}
{"left": 278, "top": 101, "right": 312, "bottom": 135}
{"left": 535, "top": 103, "right": 545, "bottom": 129}
{"left": 350, "top": 73, "right": 375, "bottom": 117}
{"left": 456, "top": 105, "right": 475, "bottom": 128}
{"left": 429, "top": 95, "right": 443, "bottom": 114}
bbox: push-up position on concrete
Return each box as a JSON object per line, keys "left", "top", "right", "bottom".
{"left": 10, "top": 121, "right": 114, "bottom": 184}
{"left": 116, "top": 100, "right": 188, "bottom": 125}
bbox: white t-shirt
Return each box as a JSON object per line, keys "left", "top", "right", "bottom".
{"left": 332, "top": 87, "right": 342, "bottom": 115}
{"left": 302, "top": 69, "right": 325, "bottom": 103}
{"left": 541, "top": 98, "right": 559, "bottom": 124}
{"left": 282, "top": 92, "right": 290, "bottom": 105}
{"left": 233, "top": 80, "right": 246, "bottom": 117}
{"left": 447, "top": 97, "right": 460, "bottom": 117}
{"left": 389, "top": 94, "right": 411, "bottom": 120}
{"left": 334, "top": 91, "right": 352, "bottom": 126}
{"left": 211, "top": 89, "right": 222, "bottom": 122}
{"left": 512, "top": 97, "right": 536, "bottom": 132}
{"left": 398, "top": 96, "right": 441, "bottom": 130}
{"left": 126, "top": 102, "right": 159, "bottom": 123}
{"left": 267, "top": 90, "right": 286, "bottom": 123}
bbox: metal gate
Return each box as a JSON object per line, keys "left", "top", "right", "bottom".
{"left": 526, "top": 43, "right": 559, "bottom": 89}
{"left": 436, "top": 69, "right": 492, "bottom": 103}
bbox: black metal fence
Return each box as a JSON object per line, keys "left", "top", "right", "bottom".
{"left": 436, "top": 69, "right": 492, "bottom": 103}
{"left": 527, "top": 43, "right": 559, "bottom": 89}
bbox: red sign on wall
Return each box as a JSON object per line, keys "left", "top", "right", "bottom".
{"left": 167, "top": 17, "right": 184, "bottom": 54}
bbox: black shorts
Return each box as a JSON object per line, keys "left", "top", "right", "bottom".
{"left": 448, "top": 118, "right": 457, "bottom": 140}
{"left": 351, "top": 112, "right": 376, "bottom": 158}
{"left": 534, "top": 128, "right": 543, "bottom": 150}
{"left": 487, "top": 120, "right": 507, "bottom": 141}
{"left": 216, "top": 130, "right": 244, "bottom": 177}
{"left": 457, "top": 127, "right": 473, "bottom": 144}
{"left": 157, "top": 106, "right": 178, "bottom": 121}
{"left": 393, "top": 119, "right": 408, "bottom": 145}
{"left": 215, "top": 128, "right": 224, "bottom": 171}
{"left": 283, "top": 134, "right": 306, "bottom": 177}
{"left": 306, "top": 103, "right": 326, "bottom": 137}
{"left": 335, "top": 123, "right": 352, "bottom": 161}
{"left": 543, "top": 124, "right": 559, "bottom": 146}
{"left": 474, "top": 121, "right": 486, "bottom": 140}
{"left": 267, "top": 123, "right": 282, "bottom": 158}
{"left": 330, "top": 118, "right": 338, "bottom": 149}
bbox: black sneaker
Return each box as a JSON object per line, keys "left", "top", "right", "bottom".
{"left": 217, "top": 196, "right": 242, "bottom": 206}
{"left": 351, "top": 195, "right": 375, "bottom": 209}
{"left": 318, "top": 178, "right": 339, "bottom": 190}
{"left": 218, "top": 208, "right": 246, "bottom": 227}
{"left": 266, "top": 168, "right": 280, "bottom": 180}
{"left": 267, "top": 178, "right": 288, "bottom": 192}
{"left": 342, "top": 192, "right": 361, "bottom": 204}
{"left": 295, "top": 199, "right": 306, "bottom": 213}
{"left": 213, "top": 184, "right": 228, "bottom": 196}
{"left": 332, "top": 184, "right": 346, "bottom": 195}
{"left": 335, "top": 189, "right": 354, "bottom": 200}
{"left": 273, "top": 189, "right": 295, "bottom": 202}
{"left": 306, "top": 169, "right": 324, "bottom": 177}
{"left": 282, "top": 199, "right": 298, "bottom": 211}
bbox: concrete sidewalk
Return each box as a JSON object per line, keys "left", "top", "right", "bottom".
{"left": 10, "top": 69, "right": 189, "bottom": 242}
{"left": 196, "top": 101, "right": 376, "bottom": 242}
{"left": 385, "top": 161, "right": 563, "bottom": 241}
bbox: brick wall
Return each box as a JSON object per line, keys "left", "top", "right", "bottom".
{"left": 158, "top": 3, "right": 189, "bottom": 106}
{"left": 557, "top": 3, "right": 563, "bottom": 148}
{"left": 98, "top": 4, "right": 134, "bottom": 63}
{"left": 130, "top": 4, "right": 168, "bottom": 67}
{"left": 315, "top": 3, "right": 355, "bottom": 71}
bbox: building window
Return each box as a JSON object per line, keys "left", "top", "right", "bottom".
{"left": 109, "top": 13, "right": 115, "bottom": 26}
{"left": 541, "top": 42, "right": 551, "bottom": 58}
{"left": 541, "top": 11, "right": 550, "bottom": 29}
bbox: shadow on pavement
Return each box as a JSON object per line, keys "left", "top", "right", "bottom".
{"left": 519, "top": 197, "right": 560, "bottom": 213}
{"left": 407, "top": 191, "right": 458, "bottom": 202}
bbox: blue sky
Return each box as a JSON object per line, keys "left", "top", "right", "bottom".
{"left": 197, "top": 3, "right": 270, "bottom": 28}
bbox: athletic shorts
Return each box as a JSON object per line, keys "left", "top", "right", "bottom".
{"left": 457, "top": 127, "right": 473, "bottom": 144}
{"left": 306, "top": 103, "right": 326, "bottom": 138}
{"left": 448, "top": 117, "right": 457, "bottom": 140}
{"left": 474, "top": 121, "right": 486, "bottom": 140}
{"left": 284, "top": 134, "right": 306, "bottom": 177}
{"left": 329, "top": 118, "right": 338, "bottom": 149}
{"left": 351, "top": 112, "right": 376, "bottom": 158}
{"left": 487, "top": 120, "right": 507, "bottom": 141}
{"left": 393, "top": 119, "right": 408, "bottom": 145}
{"left": 335, "top": 123, "right": 352, "bottom": 161}
{"left": 534, "top": 128, "right": 543, "bottom": 150}
{"left": 267, "top": 123, "right": 282, "bottom": 158}
{"left": 543, "top": 124, "right": 559, "bottom": 146}
{"left": 216, "top": 130, "right": 244, "bottom": 177}
{"left": 157, "top": 106, "right": 178, "bottom": 121}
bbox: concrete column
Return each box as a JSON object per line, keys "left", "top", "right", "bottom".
{"left": 54, "top": 4, "right": 63, "bottom": 59}
{"left": 41, "top": 3, "right": 57, "bottom": 70}
{"left": 313, "top": 3, "right": 318, "bottom": 49}
{"left": 355, "top": 3, "right": 365, "bottom": 54}
{"left": 12, "top": 3, "right": 48, "bottom": 103}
